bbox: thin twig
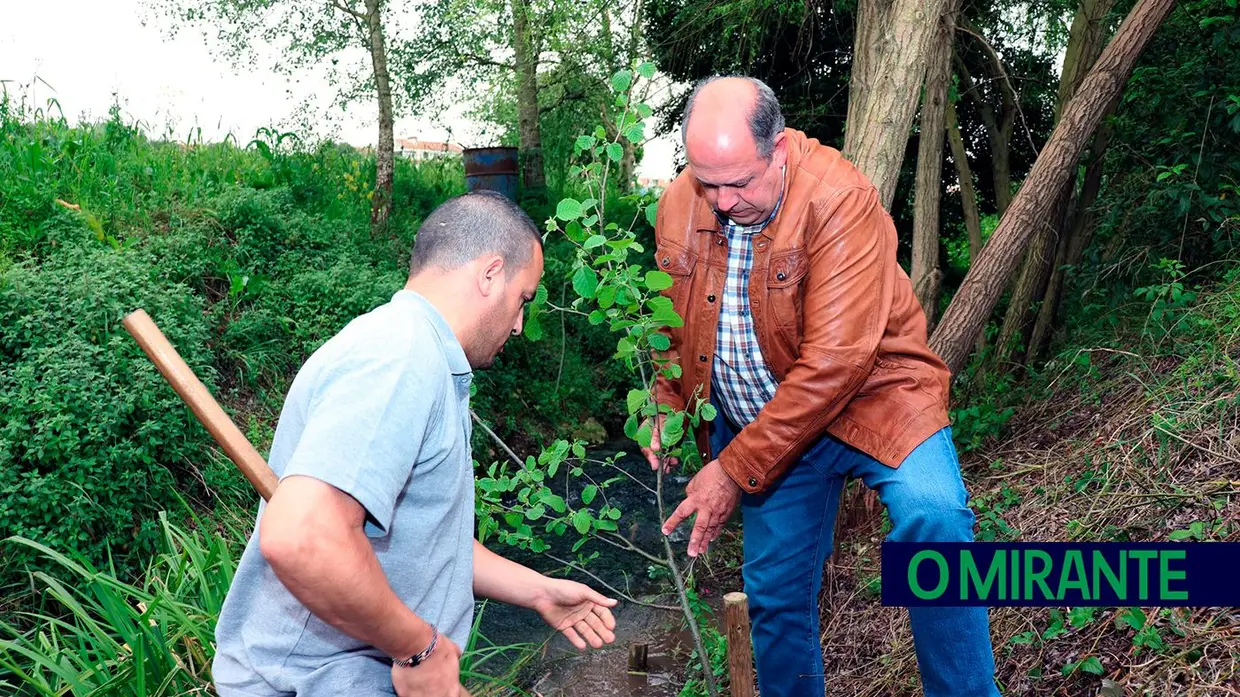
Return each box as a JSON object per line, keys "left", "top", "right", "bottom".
{"left": 957, "top": 24, "right": 1040, "bottom": 159}
{"left": 543, "top": 553, "right": 680, "bottom": 612}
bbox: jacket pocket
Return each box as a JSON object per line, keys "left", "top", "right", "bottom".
{"left": 655, "top": 243, "right": 699, "bottom": 317}
{"left": 766, "top": 249, "right": 809, "bottom": 346}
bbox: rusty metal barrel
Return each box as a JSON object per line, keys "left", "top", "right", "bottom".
{"left": 462, "top": 146, "right": 519, "bottom": 201}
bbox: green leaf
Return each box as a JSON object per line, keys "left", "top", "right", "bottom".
{"left": 645, "top": 270, "right": 674, "bottom": 291}
{"left": 636, "top": 61, "right": 657, "bottom": 80}
{"left": 525, "top": 505, "right": 546, "bottom": 520}
{"left": 585, "top": 234, "right": 607, "bottom": 249}
{"left": 572, "top": 266, "right": 599, "bottom": 299}
{"left": 607, "top": 507, "right": 622, "bottom": 520}
{"left": 595, "top": 519, "right": 618, "bottom": 531}
{"left": 637, "top": 103, "right": 654, "bottom": 119}
{"left": 648, "top": 333, "right": 671, "bottom": 351}
{"left": 611, "top": 70, "right": 633, "bottom": 93}
{"left": 636, "top": 421, "right": 653, "bottom": 448}
{"left": 661, "top": 412, "right": 685, "bottom": 447}
{"left": 582, "top": 485, "right": 598, "bottom": 505}
{"left": 588, "top": 309, "right": 606, "bottom": 325}
{"left": 624, "top": 123, "right": 645, "bottom": 144}
{"left": 523, "top": 313, "right": 543, "bottom": 341}
{"left": 607, "top": 143, "right": 624, "bottom": 162}
{"left": 1168, "top": 528, "right": 1193, "bottom": 540}
{"left": 597, "top": 285, "right": 617, "bottom": 309}
{"left": 544, "top": 493, "right": 567, "bottom": 514}
{"left": 646, "top": 203, "right": 658, "bottom": 227}
{"left": 574, "top": 135, "right": 596, "bottom": 151}
{"left": 1079, "top": 657, "right": 1103, "bottom": 675}
{"left": 572, "top": 443, "right": 586, "bottom": 458}
{"left": 700, "top": 403, "right": 718, "bottom": 421}
{"left": 1120, "top": 608, "right": 1146, "bottom": 631}
{"left": 573, "top": 509, "right": 592, "bottom": 535}
{"left": 572, "top": 537, "right": 588, "bottom": 552}
{"left": 557, "top": 198, "right": 583, "bottom": 221}
{"left": 627, "top": 389, "right": 647, "bottom": 415}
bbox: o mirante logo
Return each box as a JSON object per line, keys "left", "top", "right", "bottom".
{"left": 882, "top": 543, "right": 1239, "bottom": 607}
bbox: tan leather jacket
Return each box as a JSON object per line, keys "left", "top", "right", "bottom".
{"left": 653, "top": 128, "right": 952, "bottom": 494}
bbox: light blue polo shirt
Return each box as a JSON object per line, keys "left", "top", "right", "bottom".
{"left": 213, "top": 290, "right": 476, "bottom": 696}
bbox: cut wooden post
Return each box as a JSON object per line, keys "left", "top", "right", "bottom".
{"left": 627, "top": 642, "right": 649, "bottom": 672}
{"left": 724, "top": 592, "right": 756, "bottom": 697}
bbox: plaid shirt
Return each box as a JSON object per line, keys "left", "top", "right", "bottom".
{"left": 711, "top": 178, "right": 784, "bottom": 428}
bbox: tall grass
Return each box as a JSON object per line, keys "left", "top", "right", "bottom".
{"left": 0, "top": 512, "right": 538, "bottom": 696}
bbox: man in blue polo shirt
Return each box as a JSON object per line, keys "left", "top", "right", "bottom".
{"left": 213, "top": 191, "right": 617, "bottom": 697}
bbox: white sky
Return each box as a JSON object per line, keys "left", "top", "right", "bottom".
{"left": 0, "top": 0, "right": 678, "bottom": 179}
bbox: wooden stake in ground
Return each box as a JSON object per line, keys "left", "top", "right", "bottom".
{"left": 723, "top": 592, "right": 756, "bottom": 697}
{"left": 122, "top": 309, "right": 278, "bottom": 501}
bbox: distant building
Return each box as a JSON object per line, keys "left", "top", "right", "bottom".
{"left": 636, "top": 175, "right": 672, "bottom": 191}
{"left": 395, "top": 138, "right": 463, "bottom": 161}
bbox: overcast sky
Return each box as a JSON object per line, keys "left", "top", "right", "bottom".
{"left": 0, "top": 0, "right": 678, "bottom": 179}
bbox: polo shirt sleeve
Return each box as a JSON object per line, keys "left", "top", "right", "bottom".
{"left": 281, "top": 348, "right": 444, "bottom": 537}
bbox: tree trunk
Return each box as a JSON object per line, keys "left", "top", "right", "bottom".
{"left": 954, "top": 53, "right": 1014, "bottom": 215}
{"left": 993, "top": 183, "right": 1069, "bottom": 364}
{"left": 1028, "top": 98, "right": 1117, "bottom": 360}
{"left": 994, "top": 0, "right": 1116, "bottom": 366}
{"left": 512, "top": 0, "right": 546, "bottom": 192}
{"left": 910, "top": 0, "right": 959, "bottom": 330}
{"left": 929, "top": 0, "right": 1177, "bottom": 375}
{"left": 844, "top": 0, "right": 949, "bottom": 209}
{"left": 364, "top": 0, "right": 394, "bottom": 235}
{"left": 946, "top": 100, "right": 984, "bottom": 264}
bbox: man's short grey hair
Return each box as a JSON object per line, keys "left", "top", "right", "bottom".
{"left": 682, "top": 76, "right": 785, "bottom": 160}
{"left": 409, "top": 191, "right": 542, "bottom": 277}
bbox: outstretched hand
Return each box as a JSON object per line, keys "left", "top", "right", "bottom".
{"left": 661, "top": 459, "right": 741, "bottom": 557}
{"left": 640, "top": 415, "right": 681, "bottom": 473}
{"left": 532, "top": 579, "right": 618, "bottom": 650}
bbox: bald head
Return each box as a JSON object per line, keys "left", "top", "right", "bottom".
{"left": 682, "top": 76, "right": 785, "bottom": 162}
{"left": 680, "top": 76, "right": 788, "bottom": 226}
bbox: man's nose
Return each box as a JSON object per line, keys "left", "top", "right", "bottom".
{"left": 717, "top": 187, "right": 739, "bottom": 212}
{"left": 512, "top": 312, "right": 524, "bottom": 336}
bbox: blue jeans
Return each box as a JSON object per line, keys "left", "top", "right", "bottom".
{"left": 710, "top": 411, "right": 1001, "bottom": 697}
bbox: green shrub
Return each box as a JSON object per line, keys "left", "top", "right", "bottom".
{"left": 0, "top": 214, "right": 248, "bottom": 583}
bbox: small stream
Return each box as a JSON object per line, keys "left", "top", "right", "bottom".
{"left": 475, "top": 441, "right": 696, "bottom": 696}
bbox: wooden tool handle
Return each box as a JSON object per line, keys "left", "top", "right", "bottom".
{"left": 122, "top": 309, "right": 279, "bottom": 501}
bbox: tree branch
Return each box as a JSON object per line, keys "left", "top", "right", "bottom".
{"left": 957, "top": 23, "right": 1040, "bottom": 158}
{"left": 543, "top": 553, "right": 681, "bottom": 612}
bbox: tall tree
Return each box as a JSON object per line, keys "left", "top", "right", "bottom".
{"left": 929, "top": 0, "right": 1179, "bottom": 374}
{"left": 844, "top": 0, "right": 951, "bottom": 208}
{"left": 151, "top": 0, "right": 404, "bottom": 236}
{"left": 910, "top": 0, "right": 962, "bottom": 329}
{"left": 993, "top": 0, "right": 1118, "bottom": 365}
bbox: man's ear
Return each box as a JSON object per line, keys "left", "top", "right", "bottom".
{"left": 477, "top": 255, "right": 506, "bottom": 297}
{"left": 771, "top": 131, "right": 788, "bottom": 168}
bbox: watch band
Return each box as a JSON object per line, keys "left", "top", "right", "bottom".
{"left": 392, "top": 627, "right": 439, "bottom": 668}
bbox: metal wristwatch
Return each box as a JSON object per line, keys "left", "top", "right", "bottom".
{"left": 392, "top": 627, "right": 439, "bottom": 668}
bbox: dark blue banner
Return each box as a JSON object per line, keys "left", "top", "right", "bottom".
{"left": 881, "top": 542, "right": 1240, "bottom": 607}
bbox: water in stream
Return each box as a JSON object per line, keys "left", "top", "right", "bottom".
{"left": 474, "top": 442, "right": 699, "bottom": 696}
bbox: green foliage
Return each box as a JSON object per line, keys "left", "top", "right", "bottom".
{"left": 0, "top": 90, "right": 617, "bottom": 590}
{"left": 0, "top": 512, "right": 536, "bottom": 695}
{"left": 0, "top": 513, "right": 239, "bottom": 695}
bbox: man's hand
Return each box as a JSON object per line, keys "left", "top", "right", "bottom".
{"left": 391, "top": 635, "right": 469, "bottom": 697}
{"left": 661, "top": 459, "right": 741, "bottom": 557}
{"left": 640, "top": 415, "right": 681, "bottom": 472}
{"left": 531, "top": 578, "right": 618, "bottom": 650}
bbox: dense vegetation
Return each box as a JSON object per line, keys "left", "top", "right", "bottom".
{"left": 2, "top": 0, "right": 1239, "bottom": 693}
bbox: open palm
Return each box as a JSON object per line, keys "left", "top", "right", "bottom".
{"left": 532, "top": 579, "right": 618, "bottom": 650}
